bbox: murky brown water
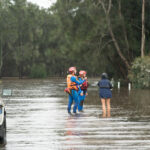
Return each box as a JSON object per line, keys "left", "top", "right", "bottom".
{"left": 0, "top": 78, "right": 150, "bottom": 150}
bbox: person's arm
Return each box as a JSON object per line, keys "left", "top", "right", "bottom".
{"left": 71, "top": 76, "right": 85, "bottom": 85}
{"left": 78, "top": 78, "right": 82, "bottom": 87}
{"left": 78, "top": 77, "right": 82, "bottom": 82}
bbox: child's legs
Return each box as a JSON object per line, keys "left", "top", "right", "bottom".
{"left": 106, "top": 98, "right": 111, "bottom": 117}
{"left": 101, "top": 98, "right": 106, "bottom": 117}
{"left": 67, "top": 94, "right": 73, "bottom": 113}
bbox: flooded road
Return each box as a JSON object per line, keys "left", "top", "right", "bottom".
{"left": 0, "top": 79, "right": 150, "bottom": 150}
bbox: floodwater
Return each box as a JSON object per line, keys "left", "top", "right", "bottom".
{"left": 0, "top": 78, "right": 150, "bottom": 150}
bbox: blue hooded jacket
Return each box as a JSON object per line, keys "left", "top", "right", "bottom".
{"left": 98, "top": 79, "right": 112, "bottom": 98}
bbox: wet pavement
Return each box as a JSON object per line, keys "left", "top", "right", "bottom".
{"left": 0, "top": 79, "right": 150, "bottom": 150}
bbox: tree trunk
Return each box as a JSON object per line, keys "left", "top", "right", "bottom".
{"left": 108, "top": 19, "right": 131, "bottom": 70}
{"left": 99, "top": 0, "right": 131, "bottom": 71}
{"left": 0, "top": 35, "right": 3, "bottom": 78}
{"left": 118, "top": 0, "right": 131, "bottom": 61}
{"left": 141, "top": 0, "right": 145, "bottom": 58}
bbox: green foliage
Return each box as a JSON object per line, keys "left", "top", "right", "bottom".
{"left": 30, "top": 63, "right": 47, "bottom": 78}
{"left": 128, "top": 56, "right": 150, "bottom": 88}
{"left": 0, "top": 0, "right": 150, "bottom": 79}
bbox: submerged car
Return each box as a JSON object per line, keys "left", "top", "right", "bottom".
{"left": 0, "top": 99, "right": 6, "bottom": 144}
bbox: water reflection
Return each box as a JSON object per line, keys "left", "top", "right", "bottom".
{"left": 65, "top": 116, "right": 81, "bottom": 150}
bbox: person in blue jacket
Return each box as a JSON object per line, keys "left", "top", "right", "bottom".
{"left": 78, "top": 70, "right": 88, "bottom": 112}
{"left": 97, "top": 73, "right": 112, "bottom": 117}
{"left": 66, "top": 67, "right": 86, "bottom": 115}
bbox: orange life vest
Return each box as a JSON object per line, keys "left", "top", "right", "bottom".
{"left": 67, "top": 74, "right": 78, "bottom": 91}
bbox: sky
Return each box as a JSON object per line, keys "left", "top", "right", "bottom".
{"left": 27, "top": 0, "right": 56, "bottom": 8}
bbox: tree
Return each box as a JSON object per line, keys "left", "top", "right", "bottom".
{"left": 99, "top": 0, "right": 131, "bottom": 71}
{"left": 141, "top": 0, "right": 145, "bottom": 58}
{"left": 0, "top": 0, "right": 149, "bottom": 79}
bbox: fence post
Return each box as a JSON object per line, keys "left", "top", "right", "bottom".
{"left": 128, "top": 83, "right": 131, "bottom": 91}
{"left": 118, "top": 81, "right": 120, "bottom": 89}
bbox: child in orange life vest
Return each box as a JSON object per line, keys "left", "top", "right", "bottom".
{"left": 66, "top": 67, "right": 86, "bottom": 114}
{"left": 78, "top": 70, "right": 88, "bottom": 112}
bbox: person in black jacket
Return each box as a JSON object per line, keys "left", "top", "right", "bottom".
{"left": 97, "top": 73, "right": 112, "bottom": 117}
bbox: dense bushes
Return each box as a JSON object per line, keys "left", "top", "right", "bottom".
{"left": 30, "top": 64, "right": 47, "bottom": 78}
{"left": 128, "top": 56, "right": 150, "bottom": 88}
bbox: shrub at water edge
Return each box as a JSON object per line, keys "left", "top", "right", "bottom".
{"left": 128, "top": 56, "right": 150, "bottom": 88}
